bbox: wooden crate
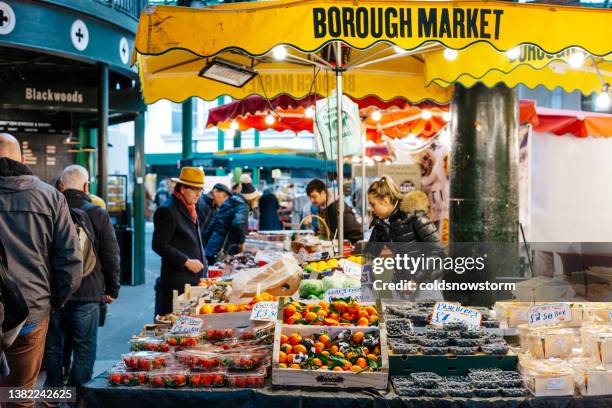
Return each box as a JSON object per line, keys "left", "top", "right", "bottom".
{"left": 388, "top": 351, "right": 518, "bottom": 377}
{"left": 272, "top": 323, "right": 389, "bottom": 389}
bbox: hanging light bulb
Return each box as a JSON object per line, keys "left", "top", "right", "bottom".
{"left": 304, "top": 107, "right": 315, "bottom": 118}
{"left": 442, "top": 111, "right": 452, "bottom": 122}
{"left": 568, "top": 49, "right": 586, "bottom": 69}
{"left": 443, "top": 48, "right": 458, "bottom": 61}
{"left": 506, "top": 47, "right": 521, "bottom": 61}
{"left": 370, "top": 110, "right": 382, "bottom": 122}
{"left": 272, "top": 45, "right": 287, "bottom": 61}
{"left": 230, "top": 121, "right": 239, "bottom": 130}
{"left": 373, "top": 155, "right": 382, "bottom": 162}
{"left": 421, "top": 109, "right": 432, "bottom": 120}
{"left": 596, "top": 86, "right": 611, "bottom": 110}
{"left": 265, "top": 114, "right": 275, "bottom": 125}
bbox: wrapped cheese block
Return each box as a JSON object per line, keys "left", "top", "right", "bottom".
{"left": 582, "top": 302, "right": 612, "bottom": 324}
{"left": 520, "top": 358, "right": 575, "bottom": 397}
{"left": 573, "top": 361, "right": 612, "bottom": 396}
{"left": 580, "top": 324, "right": 612, "bottom": 365}
{"left": 526, "top": 327, "right": 575, "bottom": 359}
{"left": 494, "top": 302, "right": 531, "bottom": 328}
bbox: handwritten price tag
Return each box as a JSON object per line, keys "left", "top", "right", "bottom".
{"left": 340, "top": 259, "right": 363, "bottom": 280}
{"left": 325, "top": 287, "right": 362, "bottom": 302}
{"left": 171, "top": 315, "right": 203, "bottom": 334}
{"left": 430, "top": 302, "right": 482, "bottom": 330}
{"left": 250, "top": 301, "right": 279, "bottom": 322}
{"left": 528, "top": 303, "right": 572, "bottom": 327}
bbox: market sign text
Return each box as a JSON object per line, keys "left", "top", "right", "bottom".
{"left": 313, "top": 7, "right": 504, "bottom": 40}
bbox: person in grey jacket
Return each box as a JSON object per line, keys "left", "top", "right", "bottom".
{"left": 0, "top": 134, "right": 82, "bottom": 405}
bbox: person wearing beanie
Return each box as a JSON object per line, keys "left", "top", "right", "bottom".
{"left": 238, "top": 173, "right": 261, "bottom": 209}
{"left": 202, "top": 179, "right": 250, "bottom": 264}
{"left": 152, "top": 167, "right": 207, "bottom": 315}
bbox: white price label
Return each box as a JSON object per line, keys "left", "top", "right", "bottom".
{"left": 430, "top": 302, "right": 482, "bottom": 330}
{"left": 340, "top": 259, "right": 363, "bottom": 279}
{"left": 324, "top": 287, "right": 362, "bottom": 302}
{"left": 528, "top": 303, "right": 572, "bottom": 327}
{"left": 250, "top": 301, "right": 279, "bottom": 322}
{"left": 546, "top": 378, "right": 567, "bottom": 390}
{"left": 171, "top": 315, "right": 203, "bottom": 334}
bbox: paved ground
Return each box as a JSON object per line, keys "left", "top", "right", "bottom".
{"left": 92, "top": 222, "right": 159, "bottom": 376}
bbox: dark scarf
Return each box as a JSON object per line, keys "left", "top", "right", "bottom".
{"left": 0, "top": 158, "right": 33, "bottom": 177}
{"left": 173, "top": 191, "right": 197, "bottom": 223}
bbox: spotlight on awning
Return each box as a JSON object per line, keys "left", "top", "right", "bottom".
{"left": 198, "top": 58, "right": 258, "bottom": 88}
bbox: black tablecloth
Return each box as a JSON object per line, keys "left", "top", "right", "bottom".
{"left": 81, "top": 375, "right": 612, "bottom": 408}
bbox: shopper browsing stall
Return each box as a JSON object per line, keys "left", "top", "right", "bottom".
{"left": 152, "top": 167, "right": 207, "bottom": 315}
{"left": 306, "top": 178, "right": 363, "bottom": 243}
{"left": 258, "top": 188, "right": 282, "bottom": 231}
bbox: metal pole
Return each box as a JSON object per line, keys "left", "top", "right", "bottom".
{"left": 97, "top": 63, "right": 109, "bottom": 203}
{"left": 361, "top": 135, "right": 367, "bottom": 238}
{"left": 182, "top": 98, "right": 193, "bottom": 161}
{"left": 336, "top": 42, "right": 344, "bottom": 256}
{"left": 133, "top": 112, "right": 146, "bottom": 285}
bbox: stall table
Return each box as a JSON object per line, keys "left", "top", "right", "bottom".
{"left": 82, "top": 374, "right": 612, "bottom": 408}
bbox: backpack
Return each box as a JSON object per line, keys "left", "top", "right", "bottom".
{"left": 0, "top": 238, "right": 29, "bottom": 349}
{"left": 69, "top": 207, "right": 98, "bottom": 278}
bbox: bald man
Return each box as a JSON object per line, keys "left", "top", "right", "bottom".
{"left": 44, "top": 164, "right": 120, "bottom": 391}
{"left": 0, "top": 133, "right": 82, "bottom": 406}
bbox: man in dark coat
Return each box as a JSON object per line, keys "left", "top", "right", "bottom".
{"left": 202, "top": 183, "right": 249, "bottom": 264}
{"left": 197, "top": 190, "right": 216, "bottom": 237}
{"left": 44, "top": 165, "right": 121, "bottom": 392}
{"left": 0, "top": 133, "right": 82, "bottom": 404}
{"left": 306, "top": 178, "right": 363, "bottom": 243}
{"left": 152, "top": 167, "right": 207, "bottom": 315}
{"left": 258, "top": 188, "right": 282, "bottom": 231}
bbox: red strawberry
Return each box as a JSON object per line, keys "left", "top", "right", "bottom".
{"left": 151, "top": 376, "right": 163, "bottom": 387}
{"left": 109, "top": 373, "right": 122, "bottom": 384}
{"left": 190, "top": 375, "right": 201, "bottom": 386}
{"left": 175, "top": 374, "right": 186, "bottom": 386}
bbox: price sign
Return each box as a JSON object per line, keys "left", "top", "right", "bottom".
{"left": 609, "top": 310, "right": 612, "bottom": 326}
{"left": 324, "top": 287, "right": 362, "bottom": 302}
{"left": 340, "top": 259, "right": 363, "bottom": 280}
{"left": 430, "top": 302, "right": 482, "bottom": 330}
{"left": 250, "top": 301, "right": 279, "bottom": 322}
{"left": 528, "top": 303, "right": 572, "bottom": 327}
{"left": 171, "top": 315, "right": 203, "bottom": 334}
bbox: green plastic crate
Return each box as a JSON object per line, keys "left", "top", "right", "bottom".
{"left": 389, "top": 352, "right": 519, "bottom": 377}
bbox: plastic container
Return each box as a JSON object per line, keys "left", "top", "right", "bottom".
{"left": 164, "top": 332, "right": 203, "bottom": 348}
{"left": 149, "top": 369, "right": 189, "bottom": 388}
{"left": 446, "top": 388, "right": 473, "bottom": 398}
{"left": 418, "top": 338, "right": 448, "bottom": 347}
{"left": 452, "top": 338, "right": 482, "bottom": 347}
{"left": 500, "top": 388, "right": 529, "bottom": 397}
{"left": 409, "top": 372, "right": 442, "bottom": 388}
{"left": 176, "top": 350, "right": 221, "bottom": 371}
{"left": 390, "top": 341, "right": 419, "bottom": 355}
{"left": 220, "top": 352, "right": 265, "bottom": 371}
{"left": 189, "top": 371, "right": 227, "bottom": 388}
{"left": 422, "top": 388, "right": 447, "bottom": 398}
{"left": 204, "top": 328, "right": 236, "bottom": 342}
{"left": 122, "top": 352, "right": 168, "bottom": 371}
{"left": 421, "top": 346, "right": 447, "bottom": 355}
{"left": 473, "top": 388, "right": 499, "bottom": 398}
{"left": 239, "top": 323, "right": 275, "bottom": 341}
{"left": 226, "top": 371, "right": 266, "bottom": 388}
{"left": 129, "top": 337, "right": 170, "bottom": 353}
{"left": 481, "top": 343, "right": 509, "bottom": 355}
{"left": 108, "top": 368, "right": 148, "bottom": 386}
{"left": 448, "top": 346, "right": 478, "bottom": 355}
{"left": 497, "top": 371, "right": 523, "bottom": 388}
{"left": 520, "top": 359, "right": 575, "bottom": 397}
{"left": 386, "top": 318, "right": 412, "bottom": 338}
{"left": 526, "top": 327, "right": 574, "bottom": 359}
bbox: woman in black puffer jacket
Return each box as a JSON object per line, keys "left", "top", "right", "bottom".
{"left": 366, "top": 176, "right": 445, "bottom": 298}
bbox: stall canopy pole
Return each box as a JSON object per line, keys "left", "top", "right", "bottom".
{"left": 336, "top": 42, "right": 344, "bottom": 256}
{"left": 362, "top": 135, "right": 366, "bottom": 238}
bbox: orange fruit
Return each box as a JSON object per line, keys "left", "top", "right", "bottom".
{"left": 316, "top": 309, "right": 328, "bottom": 318}
{"left": 356, "top": 357, "right": 367, "bottom": 369}
{"left": 330, "top": 345, "right": 339, "bottom": 354}
{"left": 351, "top": 365, "right": 362, "bottom": 373}
{"left": 304, "top": 312, "right": 317, "bottom": 322}
{"left": 334, "top": 352, "right": 345, "bottom": 358}
{"left": 324, "top": 318, "right": 339, "bottom": 326}
{"left": 328, "top": 313, "right": 339, "bottom": 321}
{"left": 289, "top": 334, "right": 302, "bottom": 346}
{"left": 286, "top": 314, "right": 300, "bottom": 325}
{"left": 357, "top": 317, "right": 369, "bottom": 326}
{"left": 293, "top": 344, "right": 307, "bottom": 355}
{"left": 364, "top": 306, "right": 378, "bottom": 316}
{"left": 280, "top": 334, "right": 288, "bottom": 345}
{"left": 358, "top": 310, "right": 369, "bottom": 319}
{"left": 333, "top": 366, "right": 343, "bottom": 371}
{"left": 333, "top": 301, "right": 348, "bottom": 313}
{"left": 278, "top": 351, "right": 287, "bottom": 363}
{"left": 352, "top": 331, "right": 365, "bottom": 343}
{"left": 286, "top": 354, "right": 294, "bottom": 364}
{"left": 320, "top": 365, "right": 328, "bottom": 370}
{"left": 321, "top": 350, "right": 330, "bottom": 357}
{"left": 341, "top": 313, "right": 353, "bottom": 322}
{"left": 312, "top": 358, "right": 323, "bottom": 367}
{"left": 284, "top": 305, "right": 297, "bottom": 317}
{"left": 278, "top": 363, "right": 287, "bottom": 369}
{"left": 373, "top": 346, "right": 381, "bottom": 355}
{"left": 314, "top": 342, "right": 325, "bottom": 353}
{"left": 319, "top": 301, "right": 330, "bottom": 310}
{"left": 362, "top": 347, "right": 370, "bottom": 355}
{"left": 290, "top": 364, "right": 301, "bottom": 369}
{"left": 369, "top": 315, "right": 379, "bottom": 324}
{"left": 367, "top": 353, "right": 378, "bottom": 360}
{"left": 346, "top": 351, "right": 357, "bottom": 360}
{"left": 319, "top": 334, "right": 331, "bottom": 347}
{"left": 280, "top": 344, "right": 293, "bottom": 354}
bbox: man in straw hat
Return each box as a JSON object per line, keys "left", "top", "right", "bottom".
{"left": 152, "top": 167, "right": 207, "bottom": 315}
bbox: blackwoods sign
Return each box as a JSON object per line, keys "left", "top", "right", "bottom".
{"left": 312, "top": 7, "right": 504, "bottom": 40}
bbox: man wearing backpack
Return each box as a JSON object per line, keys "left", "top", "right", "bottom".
{"left": 43, "top": 165, "right": 120, "bottom": 394}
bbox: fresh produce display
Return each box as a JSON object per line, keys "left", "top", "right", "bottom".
{"left": 282, "top": 299, "right": 379, "bottom": 326}
{"left": 240, "top": 323, "right": 275, "bottom": 341}
{"left": 204, "top": 328, "right": 236, "bottom": 342}
{"left": 129, "top": 337, "right": 171, "bottom": 353}
{"left": 278, "top": 328, "right": 382, "bottom": 372}
{"left": 122, "top": 352, "right": 168, "bottom": 371}
{"left": 176, "top": 350, "right": 221, "bottom": 371}
{"left": 164, "top": 333, "right": 203, "bottom": 348}
{"left": 227, "top": 371, "right": 266, "bottom": 388}
{"left": 392, "top": 370, "right": 527, "bottom": 398}
{"left": 150, "top": 370, "right": 189, "bottom": 388}
{"left": 108, "top": 368, "right": 148, "bottom": 386}
{"left": 189, "top": 372, "right": 227, "bottom": 388}
{"left": 303, "top": 256, "right": 365, "bottom": 274}
{"left": 220, "top": 353, "right": 265, "bottom": 371}
{"left": 198, "top": 292, "right": 277, "bottom": 315}
{"left": 298, "top": 275, "right": 361, "bottom": 300}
